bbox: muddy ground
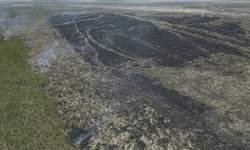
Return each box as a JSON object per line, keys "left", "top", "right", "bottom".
{"left": 2, "top": 2, "right": 250, "bottom": 150}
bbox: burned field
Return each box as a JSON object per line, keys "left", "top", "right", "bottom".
{"left": 42, "top": 10, "right": 250, "bottom": 149}
{"left": 49, "top": 13, "right": 249, "bottom": 68}
{"left": 4, "top": 3, "right": 250, "bottom": 149}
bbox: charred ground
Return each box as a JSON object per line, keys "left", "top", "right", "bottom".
{"left": 43, "top": 10, "right": 250, "bottom": 149}
{"left": 49, "top": 13, "right": 248, "bottom": 68}
{"left": 2, "top": 3, "right": 249, "bottom": 149}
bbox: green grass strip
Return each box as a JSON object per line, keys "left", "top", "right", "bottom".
{"left": 0, "top": 37, "right": 75, "bottom": 149}
{"left": 210, "top": 19, "right": 223, "bottom": 25}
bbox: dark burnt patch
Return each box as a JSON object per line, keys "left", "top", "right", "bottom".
{"left": 74, "top": 13, "right": 100, "bottom": 22}
{"left": 68, "top": 127, "right": 92, "bottom": 149}
{"left": 111, "top": 69, "right": 126, "bottom": 78}
{"left": 47, "top": 13, "right": 250, "bottom": 149}
{"left": 127, "top": 73, "right": 209, "bottom": 114}
{"left": 154, "top": 15, "right": 219, "bottom": 24}
{"left": 88, "top": 39, "right": 131, "bottom": 66}
{"left": 154, "top": 15, "right": 247, "bottom": 39}
{"left": 88, "top": 70, "right": 248, "bottom": 149}
{"left": 49, "top": 15, "right": 74, "bottom": 25}
{"left": 49, "top": 13, "right": 247, "bottom": 68}
{"left": 111, "top": 73, "right": 248, "bottom": 149}
{"left": 177, "top": 32, "right": 249, "bottom": 59}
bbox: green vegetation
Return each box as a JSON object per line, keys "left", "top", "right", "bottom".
{"left": 210, "top": 19, "right": 223, "bottom": 25}
{"left": 148, "top": 67, "right": 178, "bottom": 88}
{"left": 0, "top": 37, "right": 76, "bottom": 149}
{"left": 6, "top": 9, "right": 19, "bottom": 18}
{"left": 154, "top": 12, "right": 172, "bottom": 16}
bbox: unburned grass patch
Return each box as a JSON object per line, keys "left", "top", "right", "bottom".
{"left": 43, "top": 52, "right": 107, "bottom": 132}
{"left": 241, "top": 22, "right": 250, "bottom": 31}
{"left": 147, "top": 67, "right": 180, "bottom": 88}
{"left": 6, "top": 9, "right": 19, "bottom": 18}
{"left": 0, "top": 37, "right": 77, "bottom": 149}
{"left": 153, "top": 12, "right": 172, "bottom": 16}
{"left": 210, "top": 19, "right": 223, "bottom": 25}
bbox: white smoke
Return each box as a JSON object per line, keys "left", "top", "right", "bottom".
{"left": 4, "top": 32, "right": 11, "bottom": 40}
{"left": 201, "top": 13, "right": 204, "bottom": 18}
{"left": 36, "top": 41, "right": 59, "bottom": 67}
{"left": 3, "top": 31, "right": 18, "bottom": 40}
{"left": 70, "top": 106, "right": 114, "bottom": 149}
